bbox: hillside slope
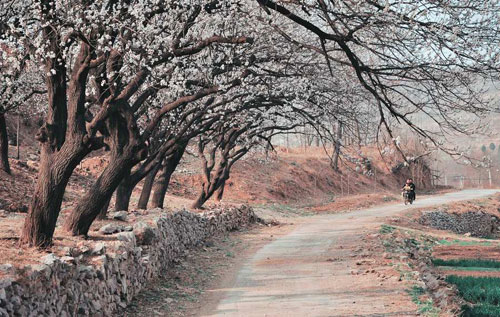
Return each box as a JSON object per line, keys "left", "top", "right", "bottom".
{"left": 0, "top": 143, "right": 431, "bottom": 215}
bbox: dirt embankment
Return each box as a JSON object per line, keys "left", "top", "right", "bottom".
{"left": 1, "top": 144, "right": 421, "bottom": 217}
{"left": 169, "top": 146, "right": 426, "bottom": 209}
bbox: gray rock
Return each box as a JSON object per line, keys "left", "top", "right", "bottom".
{"left": 10, "top": 295, "right": 21, "bottom": 307}
{"left": 0, "top": 264, "right": 13, "bottom": 274}
{"left": 62, "top": 247, "right": 73, "bottom": 256}
{"left": 0, "top": 307, "right": 8, "bottom": 317}
{"left": 41, "top": 254, "right": 58, "bottom": 266}
{"left": 77, "top": 265, "right": 93, "bottom": 276}
{"left": 61, "top": 256, "right": 75, "bottom": 264}
{"left": 111, "top": 211, "right": 128, "bottom": 221}
{"left": 419, "top": 210, "right": 497, "bottom": 238}
{"left": 91, "top": 300, "right": 102, "bottom": 311}
{"left": 117, "top": 232, "right": 136, "bottom": 246}
{"left": 79, "top": 245, "right": 90, "bottom": 254}
{"left": 133, "top": 222, "right": 155, "bottom": 245}
{"left": 30, "top": 264, "right": 51, "bottom": 280}
{"left": 92, "top": 242, "right": 106, "bottom": 255}
{"left": 99, "top": 224, "right": 122, "bottom": 235}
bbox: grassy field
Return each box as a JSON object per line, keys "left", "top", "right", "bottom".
{"left": 445, "top": 275, "right": 500, "bottom": 316}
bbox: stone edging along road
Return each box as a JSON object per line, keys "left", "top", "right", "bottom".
{"left": 0, "top": 205, "right": 257, "bottom": 316}
{"left": 206, "top": 189, "right": 498, "bottom": 317}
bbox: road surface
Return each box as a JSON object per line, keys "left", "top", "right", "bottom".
{"left": 204, "top": 189, "right": 498, "bottom": 317}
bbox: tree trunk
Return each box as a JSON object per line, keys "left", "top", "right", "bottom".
{"left": 115, "top": 173, "right": 135, "bottom": 212}
{"left": 0, "top": 112, "right": 10, "bottom": 174}
{"left": 115, "top": 161, "right": 158, "bottom": 211}
{"left": 21, "top": 39, "right": 97, "bottom": 246}
{"left": 332, "top": 121, "right": 342, "bottom": 171}
{"left": 214, "top": 179, "right": 226, "bottom": 202}
{"left": 191, "top": 167, "right": 227, "bottom": 209}
{"left": 16, "top": 111, "right": 20, "bottom": 160}
{"left": 151, "top": 164, "right": 174, "bottom": 209}
{"left": 21, "top": 143, "right": 89, "bottom": 246}
{"left": 64, "top": 154, "right": 136, "bottom": 236}
{"left": 192, "top": 174, "right": 229, "bottom": 209}
{"left": 65, "top": 95, "right": 148, "bottom": 235}
{"left": 151, "top": 144, "right": 187, "bottom": 208}
{"left": 191, "top": 191, "right": 208, "bottom": 209}
{"left": 97, "top": 196, "right": 111, "bottom": 220}
{"left": 137, "top": 163, "right": 161, "bottom": 209}
{"left": 355, "top": 120, "right": 362, "bottom": 149}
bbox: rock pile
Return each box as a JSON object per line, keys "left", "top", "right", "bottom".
{"left": 419, "top": 210, "right": 498, "bottom": 238}
{"left": 0, "top": 205, "right": 257, "bottom": 316}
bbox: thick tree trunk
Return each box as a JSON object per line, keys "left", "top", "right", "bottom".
{"left": 150, "top": 164, "right": 174, "bottom": 209}
{"left": 115, "top": 176, "right": 135, "bottom": 212}
{"left": 97, "top": 196, "right": 111, "bottom": 220}
{"left": 0, "top": 112, "right": 10, "bottom": 174}
{"left": 21, "top": 143, "right": 88, "bottom": 246}
{"left": 151, "top": 144, "right": 186, "bottom": 208}
{"left": 64, "top": 154, "right": 136, "bottom": 235}
{"left": 65, "top": 93, "right": 147, "bottom": 235}
{"left": 137, "top": 163, "right": 161, "bottom": 209}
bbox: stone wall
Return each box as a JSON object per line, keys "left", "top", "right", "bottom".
{"left": 0, "top": 205, "right": 257, "bottom": 316}
{"left": 419, "top": 210, "right": 498, "bottom": 238}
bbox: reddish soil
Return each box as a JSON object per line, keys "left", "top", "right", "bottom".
{"left": 437, "top": 269, "right": 500, "bottom": 277}
{"left": 170, "top": 146, "right": 405, "bottom": 208}
{"left": 432, "top": 245, "right": 500, "bottom": 261}
{"left": 441, "top": 195, "right": 500, "bottom": 217}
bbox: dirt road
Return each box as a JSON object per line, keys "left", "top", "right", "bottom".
{"left": 203, "top": 189, "right": 498, "bottom": 317}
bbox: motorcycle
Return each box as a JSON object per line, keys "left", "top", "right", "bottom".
{"left": 403, "top": 190, "right": 414, "bottom": 205}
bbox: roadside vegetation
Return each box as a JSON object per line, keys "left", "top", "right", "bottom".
{"left": 378, "top": 195, "right": 500, "bottom": 317}
{"left": 406, "top": 286, "right": 440, "bottom": 317}
{"left": 445, "top": 275, "right": 500, "bottom": 316}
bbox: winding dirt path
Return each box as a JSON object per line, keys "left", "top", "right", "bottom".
{"left": 202, "top": 189, "right": 498, "bottom": 317}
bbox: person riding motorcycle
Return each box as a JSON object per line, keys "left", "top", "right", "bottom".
{"left": 402, "top": 178, "right": 416, "bottom": 201}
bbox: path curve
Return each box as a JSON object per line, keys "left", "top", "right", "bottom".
{"left": 205, "top": 189, "right": 498, "bottom": 317}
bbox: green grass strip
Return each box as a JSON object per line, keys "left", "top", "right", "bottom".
{"left": 446, "top": 275, "right": 500, "bottom": 306}
{"left": 433, "top": 258, "right": 500, "bottom": 269}
{"left": 438, "top": 239, "right": 494, "bottom": 247}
